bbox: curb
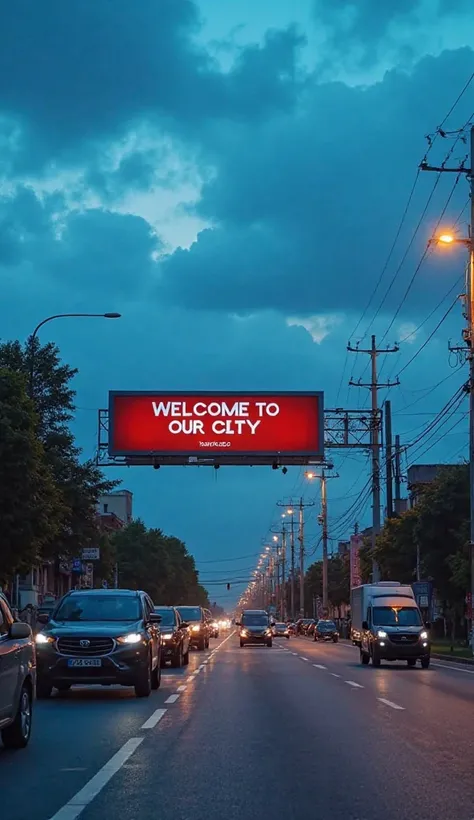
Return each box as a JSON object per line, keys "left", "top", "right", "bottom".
{"left": 431, "top": 652, "right": 474, "bottom": 666}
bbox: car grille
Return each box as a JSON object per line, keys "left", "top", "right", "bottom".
{"left": 57, "top": 637, "right": 115, "bottom": 656}
{"left": 389, "top": 634, "right": 418, "bottom": 644}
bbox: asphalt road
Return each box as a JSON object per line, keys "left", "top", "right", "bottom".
{"left": 2, "top": 632, "right": 474, "bottom": 820}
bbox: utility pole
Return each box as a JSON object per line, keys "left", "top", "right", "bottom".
{"left": 394, "top": 434, "right": 402, "bottom": 515}
{"left": 421, "top": 125, "right": 474, "bottom": 648}
{"left": 290, "top": 512, "right": 295, "bottom": 620}
{"left": 321, "top": 473, "right": 329, "bottom": 611}
{"left": 281, "top": 523, "right": 287, "bottom": 620}
{"left": 349, "top": 336, "right": 399, "bottom": 582}
{"left": 385, "top": 400, "right": 394, "bottom": 518}
{"left": 299, "top": 499, "right": 305, "bottom": 617}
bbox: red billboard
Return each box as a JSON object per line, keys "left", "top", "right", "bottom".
{"left": 108, "top": 391, "right": 324, "bottom": 462}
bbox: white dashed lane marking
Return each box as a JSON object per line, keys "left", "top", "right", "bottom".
{"left": 377, "top": 698, "right": 405, "bottom": 711}
{"left": 141, "top": 708, "right": 167, "bottom": 729}
{"left": 312, "top": 664, "right": 327, "bottom": 670}
{"left": 165, "top": 694, "right": 180, "bottom": 704}
{"left": 345, "top": 680, "right": 364, "bottom": 689}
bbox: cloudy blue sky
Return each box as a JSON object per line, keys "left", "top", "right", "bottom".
{"left": 1, "top": 0, "right": 473, "bottom": 607}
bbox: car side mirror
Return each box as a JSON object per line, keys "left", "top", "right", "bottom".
{"left": 149, "top": 613, "right": 162, "bottom": 624}
{"left": 10, "top": 622, "right": 32, "bottom": 640}
{"left": 37, "top": 613, "right": 50, "bottom": 624}
{"left": 424, "top": 622, "right": 431, "bottom": 630}
{"left": 362, "top": 620, "right": 369, "bottom": 631}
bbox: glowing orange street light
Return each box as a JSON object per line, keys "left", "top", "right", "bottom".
{"left": 438, "top": 233, "right": 455, "bottom": 244}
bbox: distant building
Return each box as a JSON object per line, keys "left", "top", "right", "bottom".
{"left": 98, "top": 490, "right": 133, "bottom": 529}
{"left": 407, "top": 464, "right": 445, "bottom": 507}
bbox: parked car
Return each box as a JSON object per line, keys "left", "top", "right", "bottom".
{"left": 273, "top": 623, "right": 290, "bottom": 639}
{"left": 175, "top": 606, "right": 211, "bottom": 650}
{"left": 154, "top": 606, "right": 190, "bottom": 667}
{"left": 313, "top": 620, "right": 339, "bottom": 642}
{"left": 0, "top": 593, "right": 35, "bottom": 749}
{"left": 297, "top": 619, "right": 315, "bottom": 635}
{"left": 35, "top": 589, "right": 162, "bottom": 698}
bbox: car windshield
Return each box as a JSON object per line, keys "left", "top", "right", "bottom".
{"left": 242, "top": 613, "right": 269, "bottom": 626}
{"left": 53, "top": 595, "right": 140, "bottom": 622}
{"left": 176, "top": 606, "right": 201, "bottom": 621}
{"left": 275, "top": 623, "right": 286, "bottom": 628}
{"left": 154, "top": 608, "right": 176, "bottom": 626}
{"left": 319, "top": 621, "right": 336, "bottom": 629}
{"left": 373, "top": 606, "right": 422, "bottom": 627}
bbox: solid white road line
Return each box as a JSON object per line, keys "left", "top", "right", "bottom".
{"left": 313, "top": 663, "right": 327, "bottom": 670}
{"left": 165, "top": 694, "right": 180, "bottom": 704}
{"left": 345, "top": 680, "right": 364, "bottom": 688}
{"left": 177, "top": 685, "right": 187, "bottom": 692}
{"left": 330, "top": 673, "right": 341, "bottom": 678}
{"left": 377, "top": 698, "right": 405, "bottom": 711}
{"left": 48, "top": 737, "right": 143, "bottom": 820}
{"left": 141, "top": 708, "right": 167, "bottom": 729}
{"left": 431, "top": 661, "right": 474, "bottom": 675}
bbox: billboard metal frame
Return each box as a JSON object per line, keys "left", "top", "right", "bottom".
{"left": 97, "top": 402, "right": 378, "bottom": 467}
{"left": 106, "top": 389, "right": 324, "bottom": 466}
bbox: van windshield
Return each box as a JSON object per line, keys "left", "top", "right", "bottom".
{"left": 373, "top": 606, "right": 422, "bottom": 627}
{"left": 242, "top": 613, "right": 269, "bottom": 626}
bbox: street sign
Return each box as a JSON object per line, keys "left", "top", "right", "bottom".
{"left": 71, "top": 559, "right": 82, "bottom": 573}
{"left": 81, "top": 547, "right": 100, "bottom": 561}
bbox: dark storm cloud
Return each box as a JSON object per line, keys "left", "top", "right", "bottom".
{"left": 158, "top": 47, "right": 474, "bottom": 322}
{"left": 0, "top": 187, "right": 160, "bottom": 298}
{"left": 0, "top": 0, "right": 303, "bottom": 172}
{"left": 312, "top": 0, "right": 472, "bottom": 68}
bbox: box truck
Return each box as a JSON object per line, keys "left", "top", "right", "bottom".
{"left": 351, "top": 581, "right": 431, "bottom": 668}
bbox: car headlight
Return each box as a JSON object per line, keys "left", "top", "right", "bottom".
{"left": 377, "top": 630, "right": 388, "bottom": 639}
{"left": 192, "top": 625, "right": 201, "bottom": 632}
{"left": 420, "top": 630, "right": 428, "bottom": 641}
{"left": 35, "top": 632, "right": 53, "bottom": 645}
{"left": 117, "top": 633, "right": 142, "bottom": 644}
{"left": 162, "top": 633, "right": 174, "bottom": 640}
{"left": 240, "top": 629, "right": 248, "bottom": 637}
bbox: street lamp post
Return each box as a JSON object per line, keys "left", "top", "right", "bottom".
{"left": 28, "top": 312, "right": 121, "bottom": 397}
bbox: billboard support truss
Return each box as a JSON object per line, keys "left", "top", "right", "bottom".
{"left": 96, "top": 406, "right": 379, "bottom": 467}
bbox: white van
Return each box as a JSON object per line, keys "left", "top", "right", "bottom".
{"left": 351, "top": 581, "right": 431, "bottom": 668}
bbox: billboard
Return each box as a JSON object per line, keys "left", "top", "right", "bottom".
{"left": 108, "top": 391, "right": 324, "bottom": 465}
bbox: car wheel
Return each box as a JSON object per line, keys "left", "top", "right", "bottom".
{"left": 240, "top": 640, "right": 244, "bottom": 648}
{"left": 407, "top": 658, "right": 417, "bottom": 668}
{"left": 135, "top": 663, "right": 152, "bottom": 697}
{"left": 171, "top": 647, "right": 183, "bottom": 668}
{"left": 205, "top": 638, "right": 210, "bottom": 649}
{"left": 198, "top": 638, "right": 206, "bottom": 651}
{"left": 56, "top": 683, "right": 71, "bottom": 692}
{"left": 267, "top": 640, "right": 272, "bottom": 648}
{"left": 360, "top": 649, "right": 370, "bottom": 665}
{"left": 286, "top": 635, "right": 290, "bottom": 640}
{"left": 183, "top": 649, "right": 190, "bottom": 665}
{"left": 1, "top": 683, "right": 32, "bottom": 749}
{"left": 151, "top": 661, "right": 162, "bottom": 690}
{"left": 371, "top": 646, "right": 381, "bottom": 667}
{"left": 333, "top": 637, "right": 338, "bottom": 643}
{"left": 36, "top": 680, "right": 53, "bottom": 699}
{"left": 421, "top": 657, "right": 430, "bottom": 669}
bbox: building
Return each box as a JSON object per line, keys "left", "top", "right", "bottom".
{"left": 97, "top": 490, "right": 133, "bottom": 530}
{"left": 407, "top": 464, "right": 445, "bottom": 507}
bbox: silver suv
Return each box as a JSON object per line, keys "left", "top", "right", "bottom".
{"left": 0, "top": 593, "right": 36, "bottom": 749}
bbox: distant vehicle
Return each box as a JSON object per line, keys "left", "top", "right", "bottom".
{"left": 210, "top": 620, "right": 219, "bottom": 638}
{"left": 296, "top": 619, "right": 315, "bottom": 635}
{"left": 237, "top": 610, "right": 273, "bottom": 648}
{"left": 0, "top": 593, "right": 35, "bottom": 749}
{"left": 351, "top": 582, "right": 431, "bottom": 668}
{"left": 313, "top": 620, "right": 339, "bottom": 642}
{"left": 273, "top": 622, "right": 290, "bottom": 639}
{"left": 154, "top": 606, "right": 190, "bottom": 667}
{"left": 35, "top": 589, "right": 162, "bottom": 697}
{"left": 175, "top": 606, "right": 210, "bottom": 651}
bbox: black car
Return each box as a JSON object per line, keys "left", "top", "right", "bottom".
{"left": 297, "top": 618, "right": 315, "bottom": 635}
{"left": 237, "top": 610, "right": 273, "bottom": 647}
{"left": 176, "top": 606, "right": 210, "bottom": 651}
{"left": 155, "top": 606, "right": 190, "bottom": 667}
{"left": 314, "top": 619, "right": 339, "bottom": 642}
{"left": 35, "top": 589, "right": 162, "bottom": 698}
{"left": 273, "top": 622, "right": 290, "bottom": 639}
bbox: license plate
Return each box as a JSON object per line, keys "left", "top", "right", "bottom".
{"left": 67, "top": 658, "right": 102, "bottom": 668}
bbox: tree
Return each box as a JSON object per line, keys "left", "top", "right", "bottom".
{"left": 0, "top": 369, "right": 62, "bottom": 583}
{"left": 112, "top": 521, "right": 209, "bottom": 605}
{"left": 305, "top": 555, "right": 350, "bottom": 613}
{"left": 0, "top": 338, "right": 117, "bottom": 561}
